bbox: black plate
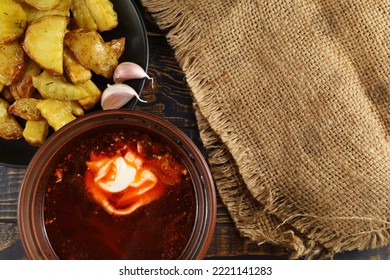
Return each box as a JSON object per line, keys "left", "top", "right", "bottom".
{"left": 0, "top": 0, "right": 149, "bottom": 168}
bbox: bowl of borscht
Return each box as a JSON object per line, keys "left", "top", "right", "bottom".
{"left": 18, "top": 110, "right": 216, "bottom": 260}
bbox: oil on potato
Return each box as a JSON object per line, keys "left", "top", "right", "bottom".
{"left": 23, "top": 15, "right": 68, "bottom": 75}
{"left": 32, "top": 71, "right": 89, "bottom": 101}
{"left": 64, "top": 29, "right": 118, "bottom": 79}
{"left": 36, "top": 99, "right": 76, "bottom": 131}
{"left": 63, "top": 46, "right": 92, "bottom": 85}
{"left": 70, "top": 0, "right": 98, "bottom": 31}
{"left": 0, "top": 0, "right": 27, "bottom": 44}
{"left": 84, "top": 0, "right": 118, "bottom": 32}
{"left": 0, "top": 41, "right": 25, "bottom": 86}
{"left": 77, "top": 79, "right": 102, "bottom": 110}
{"left": 8, "top": 98, "right": 42, "bottom": 121}
{"left": 9, "top": 58, "right": 41, "bottom": 100}
{"left": 22, "top": 119, "right": 49, "bottom": 146}
{"left": 23, "top": 0, "right": 61, "bottom": 11}
{"left": 0, "top": 98, "right": 23, "bottom": 140}
{"left": 108, "top": 37, "right": 126, "bottom": 59}
{"left": 0, "top": 0, "right": 124, "bottom": 145}
{"left": 21, "top": 0, "right": 70, "bottom": 23}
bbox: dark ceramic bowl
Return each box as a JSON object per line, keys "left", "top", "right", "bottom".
{"left": 18, "top": 110, "right": 216, "bottom": 259}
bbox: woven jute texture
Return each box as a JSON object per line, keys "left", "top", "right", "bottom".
{"left": 141, "top": 0, "right": 390, "bottom": 258}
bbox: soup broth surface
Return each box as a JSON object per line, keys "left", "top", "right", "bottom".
{"left": 44, "top": 129, "right": 196, "bottom": 260}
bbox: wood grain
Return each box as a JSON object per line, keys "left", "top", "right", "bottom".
{"left": 0, "top": 167, "right": 24, "bottom": 221}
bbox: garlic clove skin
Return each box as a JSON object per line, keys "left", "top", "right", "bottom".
{"left": 101, "top": 84, "right": 147, "bottom": 110}
{"left": 113, "top": 62, "right": 154, "bottom": 87}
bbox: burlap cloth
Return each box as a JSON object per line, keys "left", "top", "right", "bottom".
{"left": 140, "top": 0, "right": 390, "bottom": 258}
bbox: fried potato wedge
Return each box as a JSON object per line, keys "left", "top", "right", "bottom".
{"left": 84, "top": 0, "right": 118, "bottom": 32}
{"left": 77, "top": 79, "right": 102, "bottom": 110}
{"left": 21, "top": 0, "right": 70, "bottom": 23}
{"left": 22, "top": 119, "right": 49, "bottom": 146}
{"left": 64, "top": 100, "right": 84, "bottom": 116}
{"left": 0, "top": 98, "right": 23, "bottom": 140}
{"left": 108, "top": 37, "right": 126, "bottom": 59}
{"left": 0, "top": 41, "right": 25, "bottom": 86}
{"left": 32, "top": 71, "right": 89, "bottom": 100}
{"left": 36, "top": 99, "right": 75, "bottom": 131}
{"left": 0, "top": 0, "right": 27, "bottom": 44}
{"left": 10, "top": 58, "right": 41, "bottom": 100}
{"left": 8, "top": 98, "right": 42, "bottom": 121}
{"left": 70, "top": 0, "right": 97, "bottom": 30}
{"left": 23, "top": 15, "right": 68, "bottom": 75}
{"left": 63, "top": 46, "right": 92, "bottom": 84}
{"left": 64, "top": 29, "right": 118, "bottom": 79}
{"left": 1, "top": 0, "right": 124, "bottom": 146}
{"left": 23, "top": 0, "right": 61, "bottom": 11}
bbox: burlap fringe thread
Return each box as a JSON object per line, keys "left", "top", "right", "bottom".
{"left": 194, "top": 106, "right": 329, "bottom": 259}
{"left": 141, "top": 0, "right": 390, "bottom": 259}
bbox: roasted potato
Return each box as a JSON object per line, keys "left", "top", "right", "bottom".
{"left": 8, "top": 98, "right": 42, "bottom": 121}
{"left": 77, "top": 79, "right": 102, "bottom": 110}
{"left": 70, "top": 0, "right": 98, "bottom": 30}
{"left": 21, "top": 0, "right": 70, "bottom": 23}
{"left": 23, "top": 0, "right": 61, "bottom": 11}
{"left": 0, "top": 0, "right": 27, "bottom": 44}
{"left": 0, "top": 41, "right": 25, "bottom": 86}
{"left": 22, "top": 119, "right": 49, "bottom": 146}
{"left": 64, "top": 29, "right": 118, "bottom": 79}
{"left": 1, "top": 0, "right": 123, "bottom": 146}
{"left": 0, "top": 98, "right": 23, "bottom": 140}
{"left": 108, "top": 37, "right": 126, "bottom": 59}
{"left": 36, "top": 99, "right": 76, "bottom": 131}
{"left": 63, "top": 46, "right": 92, "bottom": 84}
{"left": 9, "top": 58, "right": 41, "bottom": 100}
{"left": 84, "top": 0, "right": 118, "bottom": 32}
{"left": 32, "top": 71, "right": 89, "bottom": 100}
{"left": 65, "top": 100, "right": 84, "bottom": 116}
{"left": 23, "top": 15, "right": 68, "bottom": 75}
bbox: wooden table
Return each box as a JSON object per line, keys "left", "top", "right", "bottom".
{"left": 1, "top": 0, "right": 389, "bottom": 260}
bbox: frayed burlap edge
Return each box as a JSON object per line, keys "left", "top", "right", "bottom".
{"left": 194, "top": 105, "right": 329, "bottom": 259}
{"left": 140, "top": 0, "right": 390, "bottom": 258}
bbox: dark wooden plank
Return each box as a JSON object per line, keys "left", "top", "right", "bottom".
{"left": 206, "top": 199, "right": 289, "bottom": 259}
{"left": 0, "top": 167, "right": 25, "bottom": 221}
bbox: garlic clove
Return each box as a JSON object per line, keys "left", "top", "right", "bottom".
{"left": 113, "top": 62, "right": 154, "bottom": 87}
{"left": 101, "top": 84, "right": 147, "bottom": 110}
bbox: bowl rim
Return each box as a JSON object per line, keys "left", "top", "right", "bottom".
{"left": 18, "top": 110, "right": 217, "bottom": 260}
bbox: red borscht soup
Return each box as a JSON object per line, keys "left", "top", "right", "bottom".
{"left": 43, "top": 129, "right": 196, "bottom": 259}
